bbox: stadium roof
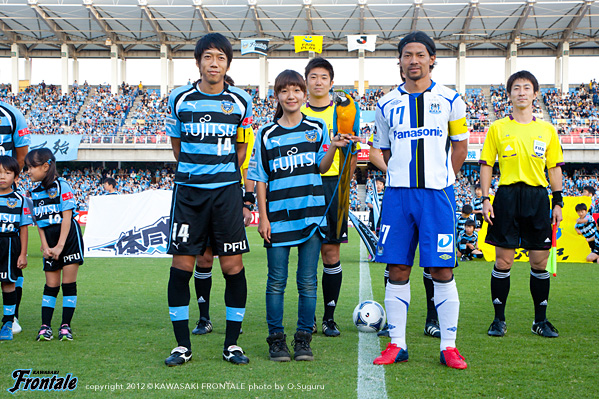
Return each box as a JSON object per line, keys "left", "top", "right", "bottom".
{"left": 0, "top": 0, "right": 597, "bottom": 58}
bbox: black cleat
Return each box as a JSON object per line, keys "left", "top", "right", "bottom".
{"left": 223, "top": 345, "right": 249, "bottom": 365}
{"left": 192, "top": 317, "right": 213, "bottom": 335}
{"left": 292, "top": 330, "right": 314, "bottom": 361}
{"left": 322, "top": 319, "right": 340, "bottom": 337}
{"left": 165, "top": 346, "right": 192, "bottom": 366}
{"left": 266, "top": 332, "right": 291, "bottom": 362}
{"left": 424, "top": 319, "right": 441, "bottom": 338}
{"left": 532, "top": 320, "right": 559, "bottom": 338}
{"left": 487, "top": 319, "right": 507, "bottom": 337}
{"left": 488, "top": 319, "right": 507, "bottom": 337}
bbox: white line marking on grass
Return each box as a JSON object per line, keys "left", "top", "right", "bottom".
{"left": 357, "top": 243, "right": 388, "bottom": 399}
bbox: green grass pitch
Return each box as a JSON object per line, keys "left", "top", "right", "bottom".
{"left": 0, "top": 227, "right": 597, "bottom": 398}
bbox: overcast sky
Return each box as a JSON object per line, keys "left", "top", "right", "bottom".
{"left": 1, "top": 55, "right": 597, "bottom": 89}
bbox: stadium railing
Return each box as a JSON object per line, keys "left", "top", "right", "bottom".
{"left": 80, "top": 134, "right": 170, "bottom": 145}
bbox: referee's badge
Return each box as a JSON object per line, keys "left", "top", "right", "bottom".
{"left": 48, "top": 187, "right": 58, "bottom": 199}
{"left": 221, "top": 100, "right": 234, "bottom": 115}
{"left": 533, "top": 140, "right": 546, "bottom": 158}
{"left": 437, "top": 234, "right": 453, "bottom": 253}
{"left": 6, "top": 198, "right": 17, "bottom": 209}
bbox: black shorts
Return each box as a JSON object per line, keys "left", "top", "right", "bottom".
{"left": 474, "top": 213, "right": 484, "bottom": 229}
{"left": 0, "top": 235, "right": 20, "bottom": 283}
{"left": 322, "top": 176, "right": 348, "bottom": 244}
{"left": 591, "top": 240, "right": 599, "bottom": 255}
{"left": 485, "top": 183, "right": 551, "bottom": 250}
{"left": 168, "top": 183, "right": 249, "bottom": 257}
{"left": 43, "top": 219, "right": 85, "bottom": 271}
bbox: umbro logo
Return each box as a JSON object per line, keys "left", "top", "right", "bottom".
{"left": 387, "top": 324, "right": 396, "bottom": 330}
{"left": 493, "top": 298, "right": 503, "bottom": 305}
{"left": 447, "top": 326, "right": 457, "bottom": 332}
{"left": 327, "top": 300, "right": 336, "bottom": 307}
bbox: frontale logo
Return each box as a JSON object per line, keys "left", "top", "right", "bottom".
{"left": 8, "top": 369, "right": 78, "bottom": 394}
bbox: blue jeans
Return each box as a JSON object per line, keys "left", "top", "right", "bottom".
{"left": 265, "top": 233, "right": 322, "bottom": 335}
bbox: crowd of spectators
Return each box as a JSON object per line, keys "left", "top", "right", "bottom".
{"left": 542, "top": 81, "right": 599, "bottom": 135}
{"left": 0, "top": 83, "right": 40, "bottom": 116}
{"left": 70, "top": 83, "right": 138, "bottom": 137}
{"left": 463, "top": 89, "right": 490, "bottom": 132}
{"left": 27, "top": 81, "right": 91, "bottom": 135}
{"left": 123, "top": 89, "right": 168, "bottom": 136}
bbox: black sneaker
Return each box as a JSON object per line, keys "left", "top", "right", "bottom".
{"left": 266, "top": 332, "right": 291, "bottom": 362}
{"left": 488, "top": 319, "right": 507, "bottom": 337}
{"left": 322, "top": 319, "right": 340, "bottom": 337}
{"left": 192, "top": 317, "right": 213, "bottom": 335}
{"left": 36, "top": 325, "right": 53, "bottom": 341}
{"left": 223, "top": 345, "right": 249, "bottom": 365}
{"left": 532, "top": 320, "right": 559, "bottom": 338}
{"left": 424, "top": 319, "right": 441, "bottom": 338}
{"left": 58, "top": 324, "right": 73, "bottom": 341}
{"left": 292, "top": 331, "right": 314, "bottom": 361}
{"left": 165, "top": 346, "right": 192, "bottom": 366}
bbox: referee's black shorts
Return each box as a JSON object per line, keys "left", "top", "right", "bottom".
{"left": 485, "top": 183, "right": 552, "bottom": 251}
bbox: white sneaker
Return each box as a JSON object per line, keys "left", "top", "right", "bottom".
{"left": 12, "top": 318, "right": 22, "bottom": 334}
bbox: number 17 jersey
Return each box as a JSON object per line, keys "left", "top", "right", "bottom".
{"left": 373, "top": 81, "right": 469, "bottom": 190}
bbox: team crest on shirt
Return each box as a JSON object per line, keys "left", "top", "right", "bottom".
{"left": 48, "top": 187, "right": 58, "bottom": 199}
{"left": 6, "top": 198, "right": 17, "bottom": 209}
{"left": 429, "top": 101, "right": 441, "bottom": 114}
{"left": 221, "top": 100, "right": 234, "bottom": 115}
{"left": 305, "top": 129, "right": 318, "bottom": 142}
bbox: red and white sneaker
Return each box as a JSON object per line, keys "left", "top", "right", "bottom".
{"left": 373, "top": 343, "right": 409, "bottom": 365}
{"left": 440, "top": 347, "right": 467, "bottom": 369}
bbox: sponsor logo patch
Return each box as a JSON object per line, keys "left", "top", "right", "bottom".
{"left": 62, "top": 192, "right": 74, "bottom": 201}
{"left": 18, "top": 128, "right": 30, "bottom": 137}
{"left": 437, "top": 234, "right": 454, "bottom": 253}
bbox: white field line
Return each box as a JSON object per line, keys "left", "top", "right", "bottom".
{"left": 357, "top": 243, "right": 388, "bottom": 399}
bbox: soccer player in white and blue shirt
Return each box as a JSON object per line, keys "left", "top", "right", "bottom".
{"left": 372, "top": 31, "right": 469, "bottom": 369}
{"left": 164, "top": 33, "right": 253, "bottom": 366}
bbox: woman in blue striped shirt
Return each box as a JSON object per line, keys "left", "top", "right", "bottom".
{"left": 248, "top": 70, "right": 358, "bottom": 362}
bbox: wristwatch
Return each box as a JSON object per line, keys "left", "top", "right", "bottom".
{"left": 481, "top": 196, "right": 491, "bottom": 203}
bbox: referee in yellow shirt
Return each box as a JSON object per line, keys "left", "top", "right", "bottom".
{"left": 479, "top": 70, "right": 564, "bottom": 338}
